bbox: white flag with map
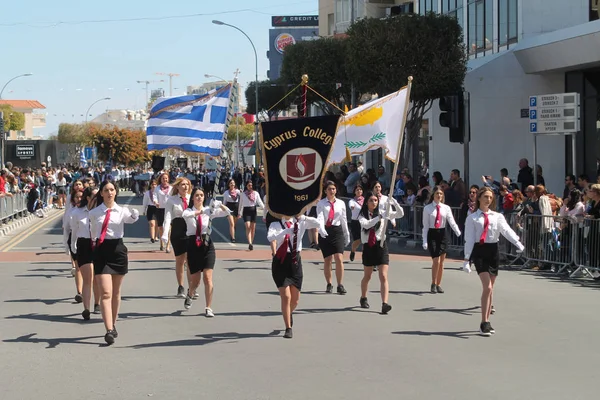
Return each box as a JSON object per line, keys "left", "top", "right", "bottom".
{"left": 328, "top": 86, "right": 410, "bottom": 166}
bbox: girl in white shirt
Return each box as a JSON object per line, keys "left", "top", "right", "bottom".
{"left": 463, "top": 187, "right": 524, "bottom": 337}
{"left": 142, "top": 180, "right": 159, "bottom": 243}
{"left": 267, "top": 213, "right": 326, "bottom": 339}
{"left": 153, "top": 173, "right": 172, "bottom": 252}
{"left": 90, "top": 180, "right": 139, "bottom": 345}
{"left": 237, "top": 181, "right": 265, "bottom": 251}
{"left": 358, "top": 191, "right": 403, "bottom": 314}
{"left": 162, "top": 177, "right": 192, "bottom": 298}
{"left": 181, "top": 187, "right": 230, "bottom": 317}
{"left": 223, "top": 179, "right": 241, "bottom": 242}
{"left": 63, "top": 190, "right": 84, "bottom": 305}
{"left": 317, "top": 181, "right": 350, "bottom": 294}
{"left": 348, "top": 184, "right": 364, "bottom": 262}
{"left": 422, "top": 186, "right": 461, "bottom": 294}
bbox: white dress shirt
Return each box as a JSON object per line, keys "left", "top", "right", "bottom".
{"left": 89, "top": 203, "right": 139, "bottom": 241}
{"left": 422, "top": 201, "right": 461, "bottom": 239}
{"left": 348, "top": 198, "right": 363, "bottom": 221}
{"left": 69, "top": 206, "right": 93, "bottom": 254}
{"left": 267, "top": 216, "right": 326, "bottom": 253}
{"left": 238, "top": 190, "right": 265, "bottom": 215}
{"left": 142, "top": 190, "right": 157, "bottom": 214}
{"left": 162, "top": 194, "right": 191, "bottom": 242}
{"left": 223, "top": 189, "right": 241, "bottom": 204}
{"left": 464, "top": 209, "right": 523, "bottom": 260}
{"left": 358, "top": 198, "right": 403, "bottom": 244}
{"left": 316, "top": 197, "right": 350, "bottom": 244}
{"left": 62, "top": 205, "right": 77, "bottom": 254}
{"left": 153, "top": 185, "right": 172, "bottom": 208}
{"left": 182, "top": 202, "right": 230, "bottom": 236}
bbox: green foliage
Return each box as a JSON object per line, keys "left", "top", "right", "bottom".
{"left": 245, "top": 80, "right": 290, "bottom": 121}
{"left": 226, "top": 116, "right": 254, "bottom": 142}
{"left": 58, "top": 123, "right": 89, "bottom": 145}
{"left": 0, "top": 105, "right": 26, "bottom": 131}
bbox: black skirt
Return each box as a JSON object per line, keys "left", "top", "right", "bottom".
{"left": 76, "top": 237, "right": 94, "bottom": 266}
{"left": 67, "top": 233, "right": 76, "bottom": 262}
{"left": 94, "top": 239, "right": 128, "bottom": 275}
{"left": 362, "top": 242, "right": 389, "bottom": 267}
{"left": 427, "top": 228, "right": 448, "bottom": 258}
{"left": 470, "top": 243, "right": 500, "bottom": 276}
{"left": 186, "top": 236, "right": 216, "bottom": 274}
{"left": 155, "top": 208, "right": 166, "bottom": 226}
{"left": 146, "top": 205, "right": 157, "bottom": 221}
{"left": 350, "top": 220, "right": 361, "bottom": 242}
{"left": 226, "top": 202, "right": 239, "bottom": 217}
{"left": 242, "top": 206, "right": 257, "bottom": 223}
{"left": 272, "top": 253, "right": 303, "bottom": 290}
{"left": 307, "top": 206, "right": 317, "bottom": 218}
{"left": 170, "top": 217, "right": 188, "bottom": 256}
{"left": 320, "top": 224, "right": 345, "bottom": 258}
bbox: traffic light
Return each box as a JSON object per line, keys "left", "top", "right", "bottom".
{"left": 439, "top": 93, "right": 465, "bottom": 143}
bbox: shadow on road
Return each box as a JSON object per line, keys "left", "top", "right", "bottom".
{"left": 128, "top": 330, "right": 283, "bottom": 349}
{"left": 5, "top": 313, "right": 104, "bottom": 325}
{"left": 385, "top": 290, "right": 431, "bottom": 296}
{"left": 4, "top": 297, "right": 72, "bottom": 305}
{"left": 413, "top": 306, "right": 480, "bottom": 316}
{"left": 391, "top": 330, "right": 478, "bottom": 340}
{"left": 3, "top": 333, "right": 104, "bottom": 349}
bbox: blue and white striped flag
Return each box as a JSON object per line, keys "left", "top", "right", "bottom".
{"left": 79, "top": 149, "right": 87, "bottom": 167}
{"left": 146, "top": 84, "right": 232, "bottom": 157}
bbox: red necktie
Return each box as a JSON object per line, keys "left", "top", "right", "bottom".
{"left": 291, "top": 221, "right": 299, "bottom": 265}
{"left": 276, "top": 221, "right": 292, "bottom": 263}
{"left": 98, "top": 208, "right": 112, "bottom": 246}
{"left": 480, "top": 212, "right": 489, "bottom": 244}
{"left": 368, "top": 213, "right": 376, "bottom": 246}
{"left": 326, "top": 201, "right": 335, "bottom": 227}
{"left": 434, "top": 204, "right": 441, "bottom": 229}
{"left": 181, "top": 196, "right": 188, "bottom": 210}
{"left": 196, "top": 213, "right": 203, "bottom": 247}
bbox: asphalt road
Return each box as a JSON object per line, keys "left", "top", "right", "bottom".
{"left": 0, "top": 191, "right": 598, "bottom": 400}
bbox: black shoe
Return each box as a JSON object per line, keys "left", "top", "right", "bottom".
{"left": 184, "top": 295, "right": 193, "bottom": 310}
{"left": 435, "top": 285, "right": 444, "bottom": 294}
{"left": 350, "top": 251, "right": 355, "bottom": 262}
{"left": 479, "top": 322, "right": 492, "bottom": 337}
{"left": 150, "top": 238, "right": 155, "bottom": 243}
{"left": 310, "top": 242, "right": 316, "bottom": 249}
{"left": 381, "top": 303, "right": 392, "bottom": 315}
{"left": 430, "top": 284, "right": 437, "bottom": 294}
{"left": 82, "top": 309, "right": 91, "bottom": 321}
{"left": 360, "top": 297, "right": 370, "bottom": 309}
{"left": 314, "top": 244, "right": 320, "bottom": 251}
{"left": 249, "top": 244, "right": 253, "bottom": 251}
{"left": 283, "top": 328, "right": 293, "bottom": 339}
{"left": 93, "top": 304, "right": 100, "bottom": 314}
{"left": 337, "top": 285, "right": 347, "bottom": 295}
{"left": 373, "top": 265, "right": 378, "bottom": 272}
{"left": 490, "top": 305, "right": 496, "bottom": 315}
{"left": 104, "top": 330, "right": 116, "bottom": 345}
{"left": 488, "top": 323, "right": 495, "bottom": 334}
{"left": 113, "top": 326, "right": 118, "bottom": 338}
{"left": 177, "top": 285, "right": 185, "bottom": 298}
{"left": 326, "top": 283, "right": 333, "bottom": 293}
{"left": 231, "top": 237, "right": 236, "bottom": 243}
{"left": 74, "top": 293, "right": 83, "bottom": 303}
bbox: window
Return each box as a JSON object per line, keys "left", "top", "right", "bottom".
{"left": 592, "top": 0, "right": 599, "bottom": 21}
{"left": 467, "top": 0, "right": 493, "bottom": 55}
{"left": 499, "top": 0, "right": 518, "bottom": 46}
{"left": 419, "top": 0, "right": 439, "bottom": 14}
{"left": 328, "top": 13, "right": 334, "bottom": 36}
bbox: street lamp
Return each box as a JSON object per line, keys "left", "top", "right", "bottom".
{"left": 85, "top": 97, "right": 111, "bottom": 167}
{"left": 0, "top": 73, "right": 33, "bottom": 99}
{"left": 212, "top": 20, "right": 261, "bottom": 166}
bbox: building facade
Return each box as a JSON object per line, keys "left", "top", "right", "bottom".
{"left": 0, "top": 100, "right": 46, "bottom": 140}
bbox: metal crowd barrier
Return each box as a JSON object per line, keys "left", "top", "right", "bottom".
{"left": 571, "top": 218, "right": 600, "bottom": 277}
{"left": 0, "top": 192, "right": 29, "bottom": 225}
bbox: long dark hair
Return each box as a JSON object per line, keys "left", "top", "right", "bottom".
{"left": 79, "top": 186, "right": 97, "bottom": 209}
{"left": 568, "top": 189, "right": 582, "bottom": 211}
{"left": 189, "top": 186, "right": 205, "bottom": 209}
{"left": 359, "top": 191, "right": 380, "bottom": 232}
{"left": 95, "top": 179, "right": 118, "bottom": 206}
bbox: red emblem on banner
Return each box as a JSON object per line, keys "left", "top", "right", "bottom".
{"left": 286, "top": 153, "right": 315, "bottom": 183}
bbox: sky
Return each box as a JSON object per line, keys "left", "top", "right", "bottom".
{"left": 1, "top": 0, "right": 319, "bottom": 136}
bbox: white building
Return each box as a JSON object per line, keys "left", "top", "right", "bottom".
{"left": 90, "top": 109, "right": 148, "bottom": 130}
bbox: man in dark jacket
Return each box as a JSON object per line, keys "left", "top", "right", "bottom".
{"left": 517, "top": 158, "right": 534, "bottom": 192}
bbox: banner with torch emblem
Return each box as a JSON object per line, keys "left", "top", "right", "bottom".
{"left": 260, "top": 115, "right": 341, "bottom": 219}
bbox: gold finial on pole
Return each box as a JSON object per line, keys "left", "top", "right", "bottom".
{"left": 301, "top": 74, "right": 309, "bottom": 86}
{"left": 408, "top": 76, "right": 413, "bottom": 82}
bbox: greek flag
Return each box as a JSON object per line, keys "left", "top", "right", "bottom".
{"left": 79, "top": 149, "right": 87, "bottom": 167}
{"left": 146, "top": 84, "right": 232, "bottom": 157}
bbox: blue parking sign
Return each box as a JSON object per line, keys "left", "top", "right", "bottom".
{"left": 529, "top": 110, "right": 537, "bottom": 120}
{"left": 529, "top": 96, "right": 537, "bottom": 107}
{"left": 530, "top": 122, "right": 537, "bottom": 133}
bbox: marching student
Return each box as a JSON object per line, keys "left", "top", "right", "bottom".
{"left": 142, "top": 179, "right": 159, "bottom": 243}
{"left": 238, "top": 181, "right": 265, "bottom": 250}
{"left": 348, "top": 184, "right": 364, "bottom": 262}
{"left": 69, "top": 186, "right": 101, "bottom": 319}
{"left": 63, "top": 190, "right": 84, "bottom": 304}
{"left": 162, "top": 177, "right": 192, "bottom": 298}
{"left": 267, "top": 212, "right": 326, "bottom": 338}
{"left": 154, "top": 172, "right": 172, "bottom": 252}
{"left": 464, "top": 187, "right": 524, "bottom": 337}
{"left": 181, "top": 188, "right": 230, "bottom": 316}
{"left": 358, "top": 191, "right": 403, "bottom": 314}
{"left": 422, "top": 186, "right": 461, "bottom": 293}
{"left": 305, "top": 205, "right": 320, "bottom": 250}
{"left": 223, "top": 179, "right": 241, "bottom": 242}
{"left": 317, "top": 181, "right": 350, "bottom": 294}
{"left": 90, "top": 180, "right": 139, "bottom": 345}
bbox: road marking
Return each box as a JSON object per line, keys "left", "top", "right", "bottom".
{"left": 0, "top": 211, "right": 65, "bottom": 252}
{"left": 211, "top": 225, "right": 236, "bottom": 247}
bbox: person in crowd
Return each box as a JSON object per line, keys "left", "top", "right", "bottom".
{"left": 517, "top": 158, "right": 534, "bottom": 192}
{"left": 422, "top": 186, "right": 462, "bottom": 293}
{"left": 563, "top": 175, "right": 578, "bottom": 200}
{"left": 432, "top": 171, "right": 443, "bottom": 187}
{"left": 467, "top": 185, "right": 480, "bottom": 216}
{"left": 535, "top": 165, "right": 545, "bottom": 187}
{"left": 238, "top": 181, "right": 265, "bottom": 251}
{"left": 348, "top": 184, "right": 364, "bottom": 262}
{"left": 414, "top": 176, "right": 431, "bottom": 205}
{"left": 154, "top": 173, "right": 172, "bottom": 252}
{"left": 377, "top": 165, "right": 391, "bottom": 193}
{"left": 583, "top": 184, "right": 600, "bottom": 279}
{"left": 317, "top": 181, "right": 350, "bottom": 294}
{"left": 90, "top": 180, "right": 139, "bottom": 345}
{"left": 55, "top": 171, "right": 67, "bottom": 209}
{"left": 344, "top": 163, "right": 361, "bottom": 196}
{"left": 223, "top": 179, "right": 241, "bottom": 243}
{"left": 142, "top": 180, "right": 159, "bottom": 243}
{"left": 182, "top": 188, "right": 231, "bottom": 316}
{"left": 449, "top": 169, "right": 467, "bottom": 207}
{"left": 499, "top": 185, "right": 514, "bottom": 213}
{"left": 358, "top": 191, "right": 402, "bottom": 314}
{"left": 463, "top": 187, "right": 524, "bottom": 336}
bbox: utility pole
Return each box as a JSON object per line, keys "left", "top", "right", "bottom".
{"left": 156, "top": 72, "right": 180, "bottom": 96}
{"left": 232, "top": 68, "right": 241, "bottom": 168}
{"left": 350, "top": 0, "right": 357, "bottom": 108}
{"left": 137, "top": 80, "right": 164, "bottom": 109}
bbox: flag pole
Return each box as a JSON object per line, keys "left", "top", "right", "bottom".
{"left": 380, "top": 76, "right": 413, "bottom": 245}
{"left": 300, "top": 74, "right": 308, "bottom": 117}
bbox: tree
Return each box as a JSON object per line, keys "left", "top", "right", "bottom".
{"left": 345, "top": 13, "right": 467, "bottom": 169}
{"left": 280, "top": 37, "right": 356, "bottom": 114}
{"left": 0, "top": 105, "right": 26, "bottom": 131}
{"left": 223, "top": 116, "right": 255, "bottom": 165}
{"left": 58, "top": 123, "right": 89, "bottom": 145}
{"left": 244, "top": 79, "right": 291, "bottom": 121}
{"left": 88, "top": 125, "right": 151, "bottom": 166}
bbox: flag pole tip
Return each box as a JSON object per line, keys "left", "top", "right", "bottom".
{"left": 408, "top": 76, "right": 413, "bottom": 82}
{"left": 301, "top": 74, "right": 309, "bottom": 85}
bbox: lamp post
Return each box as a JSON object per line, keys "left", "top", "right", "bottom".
{"left": 212, "top": 20, "right": 261, "bottom": 166}
{"left": 86, "top": 97, "right": 111, "bottom": 167}
{"left": 0, "top": 73, "right": 33, "bottom": 99}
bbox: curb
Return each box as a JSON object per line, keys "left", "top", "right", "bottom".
{"left": 0, "top": 207, "right": 58, "bottom": 237}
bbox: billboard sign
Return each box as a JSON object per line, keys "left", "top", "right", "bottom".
{"left": 271, "top": 15, "right": 318, "bottom": 27}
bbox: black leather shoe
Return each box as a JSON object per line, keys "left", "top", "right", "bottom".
{"left": 337, "top": 285, "right": 347, "bottom": 295}
{"left": 283, "top": 328, "right": 293, "bottom": 339}
{"left": 430, "top": 284, "right": 437, "bottom": 294}
{"left": 381, "top": 303, "right": 392, "bottom": 314}
{"left": 350, "top": 251, "right": 355, "bottom": 261}
{"left": 436, "top": 285, "right": 444, "bottom": 294}
{"left": 360, "top": 297, "right": 370, "bottom": 309}
{"left": 82, "top": 309, "right": 90, "bottom": 321}
{"left": 104, "top": 330, "right": 116, "bottom": 345}
{"left": 326, "top": 283, "right": 333, "bottom": 293}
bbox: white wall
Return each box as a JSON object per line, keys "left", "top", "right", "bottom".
{"left": 428, "top": 50, "right": 566, "bottom": 195}
{"left": 521, "top": 0, "right": 589, "bottom": 39}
